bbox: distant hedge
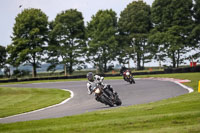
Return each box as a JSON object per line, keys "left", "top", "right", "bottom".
{"left": 164, "top": 65, "right": 200, "bottom": 73}
{"left": 0, "top": 66, "right": 199, "bottom": 83}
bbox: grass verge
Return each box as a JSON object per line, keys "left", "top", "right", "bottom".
{"left": 0, "top": 87, "right": 70, "bottom": 118}
{"left": 0, "top": 72, "right": 199, "bottom": 133}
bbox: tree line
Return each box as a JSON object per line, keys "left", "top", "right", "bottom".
{"left": 0, "top": 0, "right": 199, "bottom": 77}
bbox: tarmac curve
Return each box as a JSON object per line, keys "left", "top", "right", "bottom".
{"left": 0, "top": 78, "right": 192, "bottom": 123}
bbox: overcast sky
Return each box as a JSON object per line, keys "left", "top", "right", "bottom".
{"left": 0, "top": 0, "right": 154, "bottom": 47}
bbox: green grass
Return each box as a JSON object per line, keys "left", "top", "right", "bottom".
{"left": 0, "top": 87, "right": 70, "bottom": 118}
{"left": 0, "top": 72, "right": 200, "bottom": 133}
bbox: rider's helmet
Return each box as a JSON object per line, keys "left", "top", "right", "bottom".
{"left": 87, "top": 72, "right": 94, "bottom": 82}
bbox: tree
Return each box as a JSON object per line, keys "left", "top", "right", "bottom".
{"left": 150, "top": 0, "right": 193, "bottom": 68}
{"left": 7, "top": 8, "right": 49, "bottom": 77}
{"left": 48, "top": 9, "right": 86, "bottom": 75}
{"left": 87, "top": 9, "right": 118, "bottom": 73}
{"left": 148, "top": 30, "right": 167, "bottom": 68}
{"left": 0, "top": 45, "right": 7, "bottom": 69}
{"left": 118, "top": 0, "right": 152, "bottom": 70}
{"left": 190, "top": 0, "right": 200, "bottom": 61}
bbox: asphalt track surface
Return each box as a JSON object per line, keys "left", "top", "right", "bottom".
{"left": 0, "top": 79, "right": 189, "bottom": 123}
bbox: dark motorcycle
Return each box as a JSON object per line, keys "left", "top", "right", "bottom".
{"left": 123, "top": 70, "right": 136, "bottom": 84}
{"left": 91, "top": 83, "right": 122, "bottom": 107}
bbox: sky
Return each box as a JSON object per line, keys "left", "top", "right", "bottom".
{"left": 0, "top": 0, "right": 198, "bottom": 68}
{"left": 0, "top": 0, "right": 154, "bottom": 47}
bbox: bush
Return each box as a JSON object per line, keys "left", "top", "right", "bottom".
{"left": 164, "top": 66, "right": 200, "bottom": 73}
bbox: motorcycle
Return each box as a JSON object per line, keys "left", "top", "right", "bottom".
{"left": 90, "top": 83, "right": 122, "bottom": 107}
{"left": 123, "top": 70, "right": 136, "bottom": 84}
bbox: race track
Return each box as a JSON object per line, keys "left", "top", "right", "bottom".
{"left": 0, "top": 79, "right": 189, "bottom": 123}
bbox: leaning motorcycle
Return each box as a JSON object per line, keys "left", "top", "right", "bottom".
{"left": 123, "top": 70, "right": 136, "bottom": 84}
{"left": 90, "top": 83, "right": 122, "bottom": 107}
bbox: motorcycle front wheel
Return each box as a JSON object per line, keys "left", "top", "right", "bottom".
{"left": 101, "top": 95, "right": 114, "bottom": 107}
{"left": 115, "top": 97, "right": 122, "bottom": 106}
{"left": 132, "top": 78, "right": 135, "bottom": 84}
{"left": 130, "top": 76, "right": 135, "bottom": 84}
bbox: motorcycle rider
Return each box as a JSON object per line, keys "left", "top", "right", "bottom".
{"left": 122, "top": 68, "right": 135, "bottom": 84}
{"left": 123, "top": 69, "right": 131, "bottom": 81}
{"left": 120, "top": 65, "right": 130, "bottom": 81}
{"left": 120, "top": 65, "right": 127, "bottom": 75}
{"left": 86, "top": 72, "right": 115, "bottom": 102}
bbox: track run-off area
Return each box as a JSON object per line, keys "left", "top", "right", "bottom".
{"left": 0, "top": 78, "right": 193, "bottom": 123}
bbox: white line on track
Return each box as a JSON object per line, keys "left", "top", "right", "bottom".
{"left": 173, "top": 81, "right": 194, "bottom": 93}
{"left": 139, "top": 77, "right": 194, "bottom": 93}
{"left": 0, "top": 89, "right": 74, "bottom": 120}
